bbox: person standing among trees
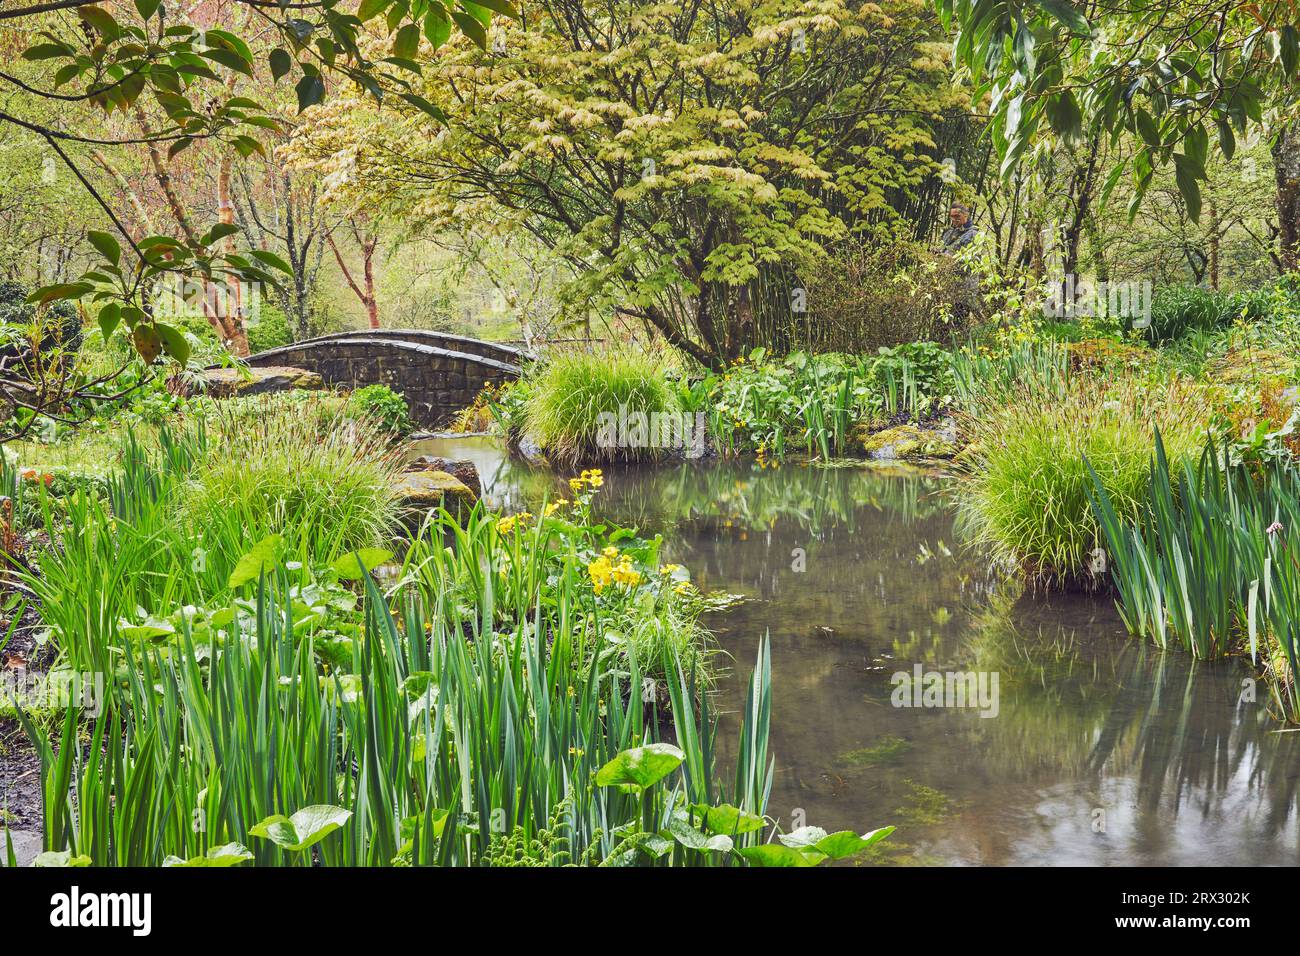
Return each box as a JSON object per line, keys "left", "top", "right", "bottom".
{"left": 939, "top": 203, "right": 981, "bottom": 323}
{"left": 940, "top": 203, "right": 978, "bottom": 253}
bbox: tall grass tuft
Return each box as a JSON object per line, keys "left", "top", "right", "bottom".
{"left": 958, "top": 373, "right": 1210, "bottom": 584}
{"left": 524, "top": 351, "right": 683, "bottom": 466}
{"left": 183, "top": 392, "right": 402, "bottom": 564}
{"left": 1089, "top": 434, "right": 1300, "bottom": 713}
{"left": 21, "top": 394, "right": 401, "bottom": 673}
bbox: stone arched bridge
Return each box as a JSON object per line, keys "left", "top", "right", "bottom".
{"left": 245, "top": 329, "right": 532, "bottom": 429}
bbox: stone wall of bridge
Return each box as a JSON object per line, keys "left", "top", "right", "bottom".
{"left": 243, "top": 330, "right": 530, "bottom": 428}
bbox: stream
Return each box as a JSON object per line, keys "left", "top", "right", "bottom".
{"left": 411, "top": 435, "right": 1300, "bottom": 866}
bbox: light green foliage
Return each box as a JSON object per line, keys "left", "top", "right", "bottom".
{"left": 697, "top": 345, "right": 955, "bottom": 459}
{"left": 940, "top": 0, "right": 1285, "bottom": 218}
{"left": 182, "top": 394, "right": 402, "bottom": 566}
{"left": 285, "top": 0, "right": 963, "bottom": 364}
{"left": 19, "top": 393, "right": 400, "bottom": 673}
{"left": 20, "top": 496, "right": 886, "bottom": 866}
{"left": 245, "top": 302, "right": 295, "bottom": 354}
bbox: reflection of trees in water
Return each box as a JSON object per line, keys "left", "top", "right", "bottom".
{"left": 968, "top": 586, "right": 1300, "bottom": 842}
{"left": 466, "top": 440, "right": 1300, "bottom": 858}
{"left": 497, "top": 457, "right": 950, "bottom": 533}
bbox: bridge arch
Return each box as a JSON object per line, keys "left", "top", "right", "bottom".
{"left": 244, "top": 329, "right": 533, "bottom": 429}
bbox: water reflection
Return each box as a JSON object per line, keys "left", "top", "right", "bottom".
{"left": 409, "top": 437, "right": 1300, "bottom": 865}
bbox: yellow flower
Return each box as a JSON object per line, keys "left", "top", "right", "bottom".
{"left": 659, "top": 563, "right": 683, "bottom": 575}
{"left": 496, "top": 515, "right": 518, "bottom": 534}
{"left": 544, "top": 498, "right": 571, "bottom": 517}
{"left": 587, "top": 555, "right": 613, "bottom": 593}
{"left": 602, "top": 545, "right": 619, "bottom": 558}
{"left": 673, "top": 582, "right": 693, "bottom": 595}
{"left": 612, "top": 558, "right": 641, "bottom": 587}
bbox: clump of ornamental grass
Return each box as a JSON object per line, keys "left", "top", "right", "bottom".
{"left": 524, "top": 351, "right": 683, "bottom": 466}
{"left": 182, "top": 392, "right": 402, "bottom": 566}
{"left": 957, "top": 372, "right": 1211, "bottom": 585}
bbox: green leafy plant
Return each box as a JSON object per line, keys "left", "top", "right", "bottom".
{"left": 347, "top": 383, "right": 414, "bottom": 436}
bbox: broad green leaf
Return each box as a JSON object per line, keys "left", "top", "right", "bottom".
{"left": 1173, "top": 155, "right": 1203, "bottom": 222}
{"left": 332, "top": 548, "right": 395, "bottom": 580}
{"left": 97, "top": 302, "right": 121, "bottom": 340}
{"left": 451, "top": 10, "right": 488, "bottom": 49}
{"left": 690, "top": 802, "right": 765, "bottom": 835}
{"left": 156, "top": 322, "right": 191, "bottom": 366}
{"left": 269, "top": 48, "right": 293, "bottom": 82}
{"left": 86, "top": 230, "right": 121, "bottom": 267}
{"left": 27, "top": 283, "right": 91, "bottom": 305}
{"left": 595, "top": 743, "right": 684, "bottom": 790}
{"left": 393, "top": 23, "right": 421, "bottom": 59}
{"left": 471, "top": 0, "right": 519, "bottom": 18}
{"left": 665, "top": 815, "right": 733, "bottom": 853}
{"left": 296, "top": 74, "right": 325, "bottom": 112}
{"left": 78, "top": 6, "right": 119, "bottom": 38}
{"left": 424, "top": 11, "right": 453, "bottom": 49}
{"left": 249, "top": 249, "right": 293, "bottom": 274}
{"left": 811, "top": 827, "right": 895, "bottom": 860}
{"left": 249, "top": 805, "right": 352, "bottom": 851}
{"left": 120, "top": 622, "right": 175, "bottom": 641}
{"left": 737, "top": 843, "right": 822, "bottom": 867}
{"left": 162, "top": 843, "right": 253, "bottom": 867}
{"left": 200, "top": 222, "right": 241, "bottom": 247}
{"left": 34, "top": 850, "right": 92, "bottom": 867}
{"left": 228, "top": 534, "right": 284, "bottom": 589}
{"left": 400, "top": 92, "right": 447, "bottom": 122}
{"left": 1034, "top": 0, "right": 1088, "bottom": 34}
{"left": 777, "top": 825, "right": 828, "bottom": 848}
{"left": 132, "top": 324, "right": 161, "bottom": 363}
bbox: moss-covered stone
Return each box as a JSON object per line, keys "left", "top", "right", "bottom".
{"left": 392, "top": 469, "right": 477, "bottom": 524}
{"left": 850, "top": 423, "right": 957, "bottom": 461}
{"left": 1209, "top": 347, "right": 1297, "bottom": 386}
{"left": 197, "top": 366, "right": 324, "bottom": 399}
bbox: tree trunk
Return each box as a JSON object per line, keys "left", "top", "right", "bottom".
{"left": 1206, "top": 196, "right": 1220, "bottom": 290}
{"left": 328, "top": 223, "right": 380, "bottom": 329}
{"left": 1273, "top": 120, "right": 1300, "bottom": 271}
{"left": 216, "top": 157, "right": 251, "bottom": 356}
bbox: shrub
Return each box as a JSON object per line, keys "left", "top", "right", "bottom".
{"left": 524, "top": 351, "right": 682, "bottom": 465}
{"left": 798, "top": 238, "right": 971, "bottom": 352}
{"left": 183, "top": 392, "right": 402, "bottom": 565}
{"left": 1129, "top": 283, "right": 1276, "bottom": 344}
{"left": 0, "top": 280, "right": 79, "bottom": 356}
{"left": 957, "top": 373, "right": 1212, "bottom": 584}
{"left": 246, "top": 302, "right": 294, "bottom": 354}
{"left": 347, "top": 383, "right": 414, "bottom": 436}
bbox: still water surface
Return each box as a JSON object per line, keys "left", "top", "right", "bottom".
{"left": 412, "top": 436, "right": 1300, "bottom": 865}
